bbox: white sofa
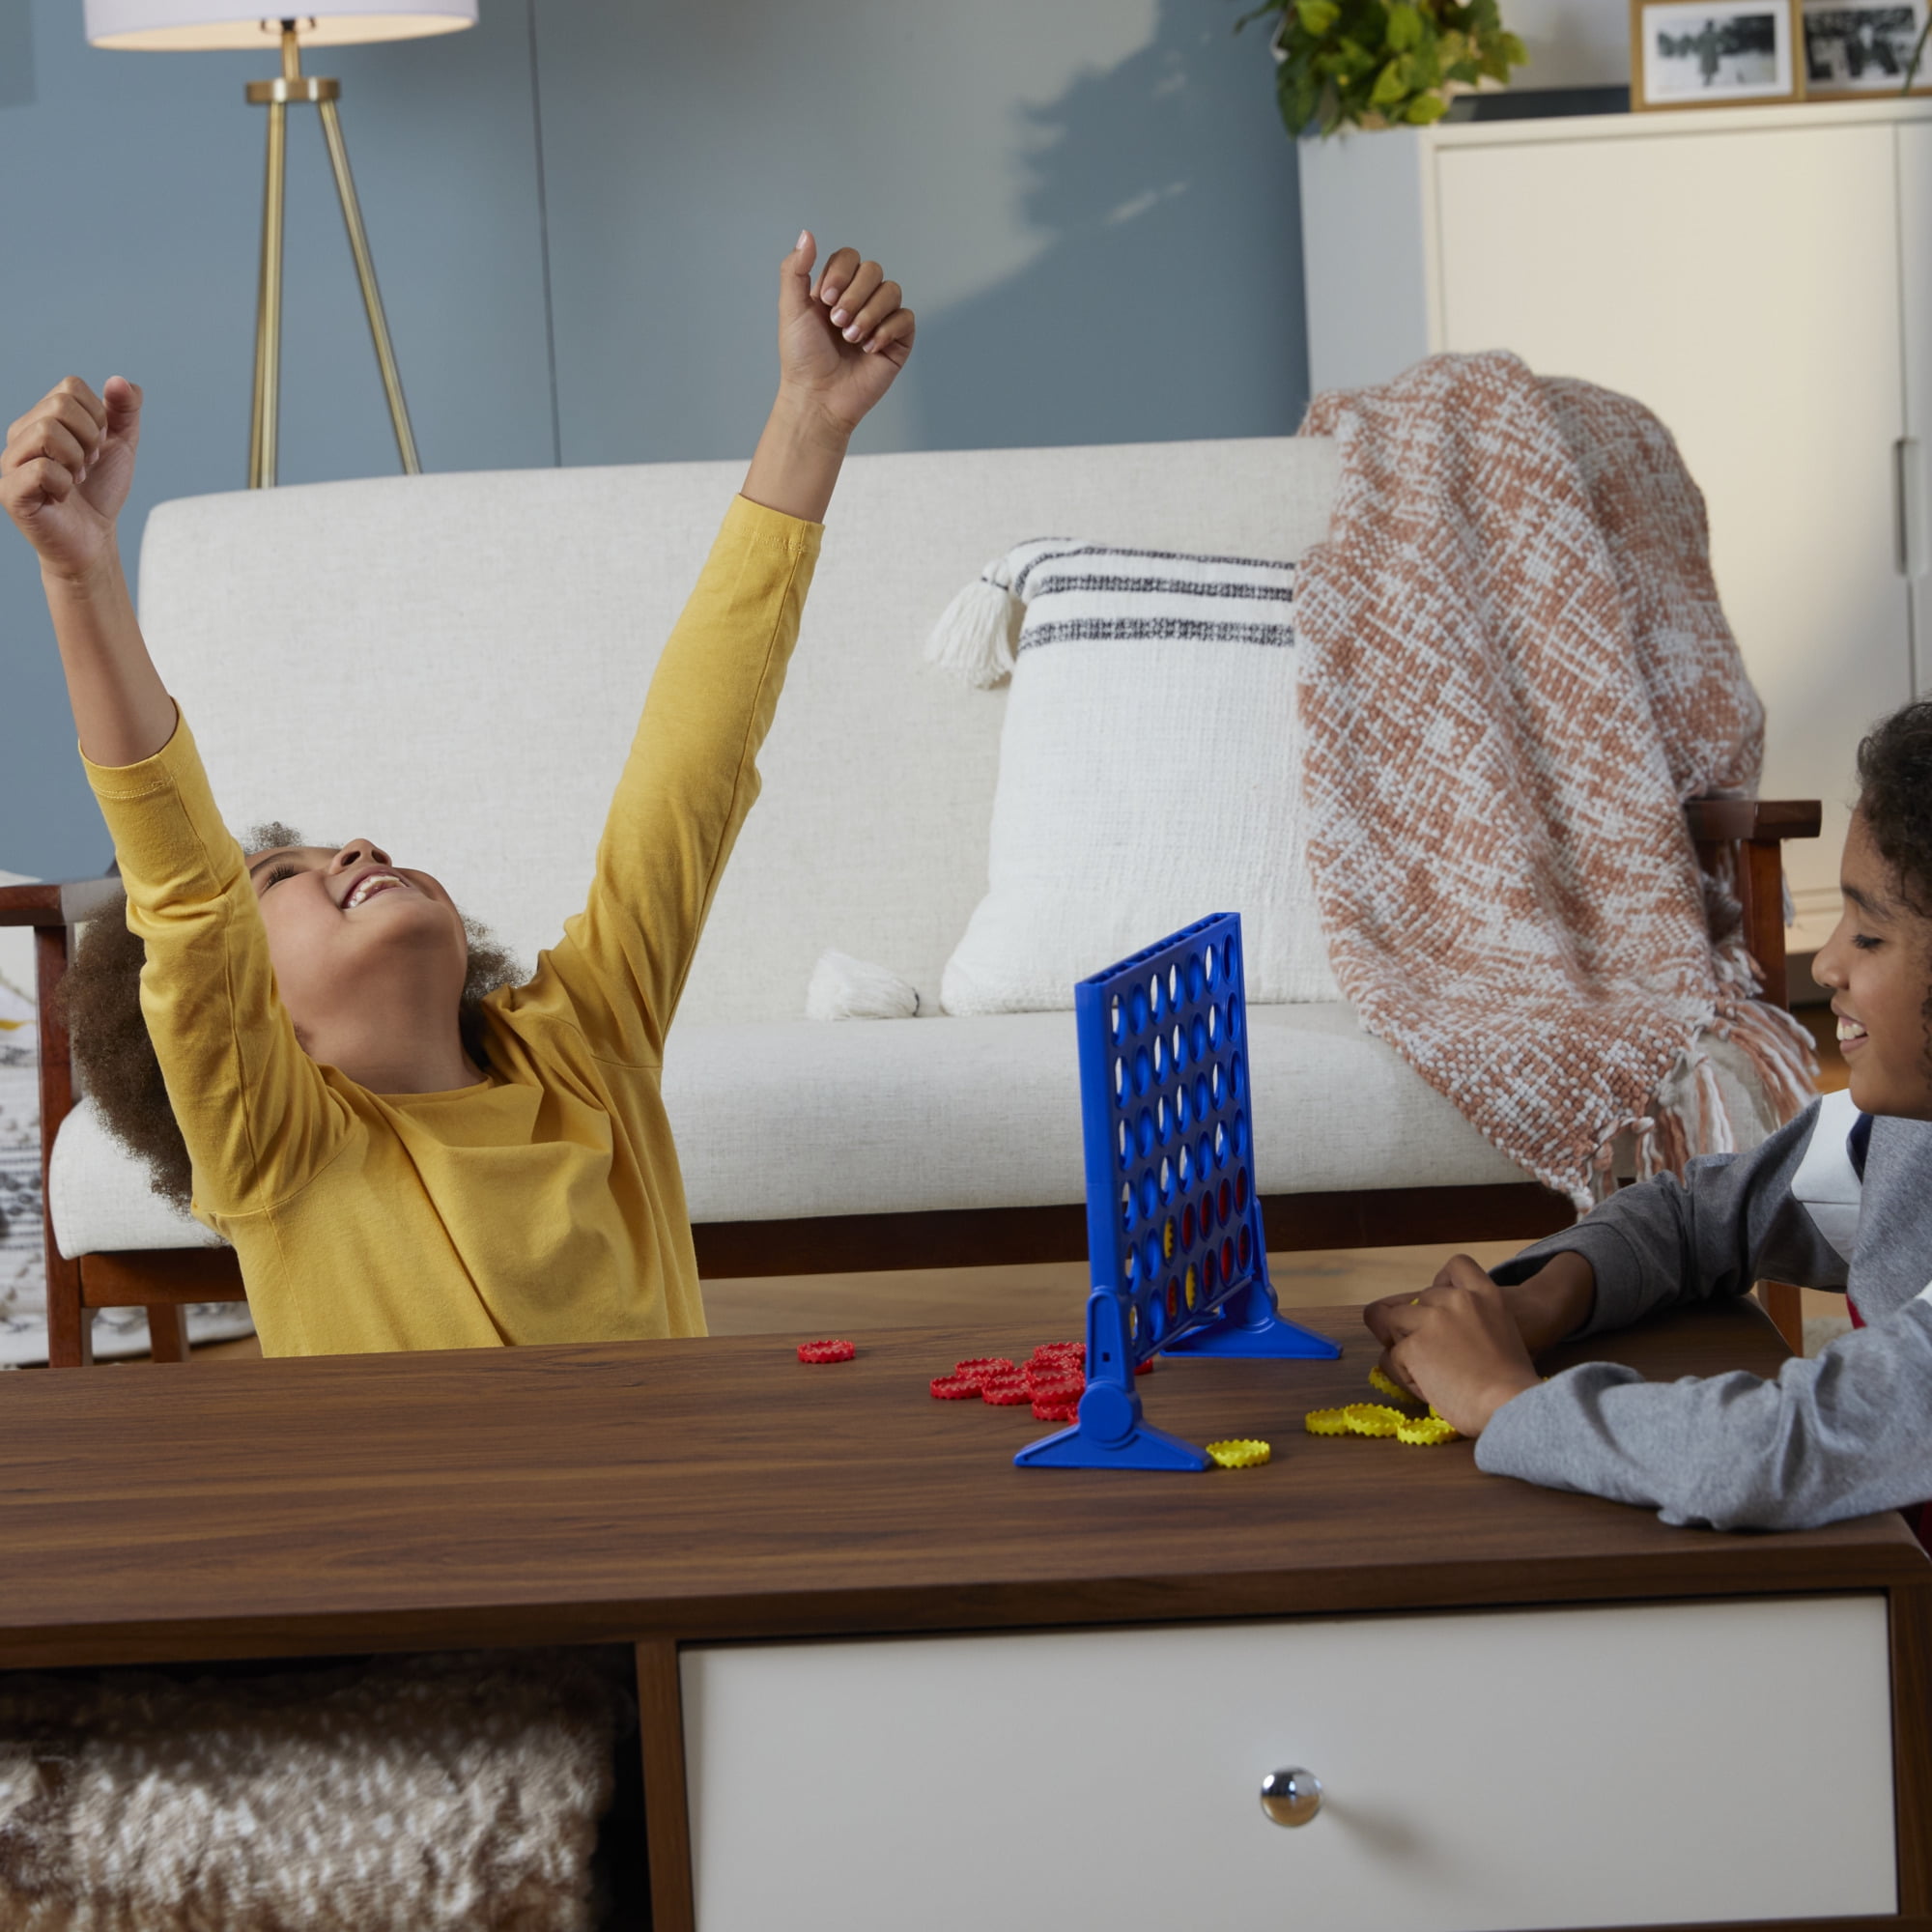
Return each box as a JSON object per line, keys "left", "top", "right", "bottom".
{"left": 28, "top": 435, "right": 1787, "bottom": 1323}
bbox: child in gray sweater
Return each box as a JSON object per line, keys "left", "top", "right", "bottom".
{"left": 1370, "top": 697, "right": 1932, "bottom": 1535}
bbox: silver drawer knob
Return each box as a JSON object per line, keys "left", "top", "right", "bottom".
{"left": 1260, "top": 1766, "right": 1321, "bottom": 1827}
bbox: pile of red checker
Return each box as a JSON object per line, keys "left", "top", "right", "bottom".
{"left": 929, "top": 1343, "right": 1118, "bottom": 1423}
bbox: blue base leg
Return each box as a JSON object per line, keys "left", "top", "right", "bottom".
{"left": 1158, "top": 1270, "right": 1341, "bottom": 1361}
{"left": 1013, "top": 1415, "right": 1209, "bottom": 1471}
{"left": 1013, "top": 1366, "right": 1210, "bottom": 1471}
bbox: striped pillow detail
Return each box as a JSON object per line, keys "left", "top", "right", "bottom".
{"left": 924, "top": 539, "right": 1299, "bottom": 689}
{"left": 1009, "top": 539, "right": 1297, "bottom": 655}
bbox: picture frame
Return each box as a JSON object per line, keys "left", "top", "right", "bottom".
{"left": 1630, "top": 0, "right": 1804, "bottom": 108}
{"left": 1800, "top": 0, "right": 1932, "bottom": 97}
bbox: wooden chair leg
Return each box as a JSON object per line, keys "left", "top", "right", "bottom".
{"left": 145, "top": 1303, "right": 189, "bottom": 1363}
{"left": 43, "top": 1241, "right": 92, "bottom": 1368}
{"left": 1758, "top": 1280, "right": 1804, "bottom": 1355}
{"left": 34, "top": 919, "right": 91, "bottom": 1367}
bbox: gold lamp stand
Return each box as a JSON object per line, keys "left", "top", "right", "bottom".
{"left": 246, "top": 19, "right": 419, "bottom": 487}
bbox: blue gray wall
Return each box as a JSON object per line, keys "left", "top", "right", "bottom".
{"left": 0, "top": 0, "right": 1309, "bottom": 880}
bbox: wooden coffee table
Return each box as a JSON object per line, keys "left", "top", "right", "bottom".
{"left": 0, "top": 1299, "right": 1924, "bottom": 1932}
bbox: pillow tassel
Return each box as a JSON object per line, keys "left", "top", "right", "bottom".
{"left": 807, "top": 950, "right": 921, "bottom": 1020}
{"left": 924, "top": 558, "right": 1022, "bottom": 690}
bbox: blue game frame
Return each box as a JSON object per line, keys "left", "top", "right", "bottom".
{"left": 1015, "top": 913, "right": 1340, "bottom": 1471}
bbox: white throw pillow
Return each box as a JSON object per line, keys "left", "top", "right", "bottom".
{"left": 933, "top": 541, "right": 1342, "bottom": 1015}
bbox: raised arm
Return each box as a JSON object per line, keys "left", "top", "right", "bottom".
{"left": 521, "top": 232, "right": 916, "bottom": 1060}
{"left": 3, "top": 378, "right": 344, "bottom": 1216}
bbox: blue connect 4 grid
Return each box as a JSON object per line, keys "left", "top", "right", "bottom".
{"left": 1015, "top": 913, "right": 1340, "bottom": 1472}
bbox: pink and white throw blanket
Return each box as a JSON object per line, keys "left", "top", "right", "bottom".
{"left": 1294, "top": 353, "right": 1816, "bottom": 1208}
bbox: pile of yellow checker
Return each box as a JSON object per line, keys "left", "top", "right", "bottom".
{"left": 1304, "top": 1365, "right": 1461, "bottom": 1447}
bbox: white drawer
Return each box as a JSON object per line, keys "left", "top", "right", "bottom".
{"left": 682, "top": 1595, "right": 1896, "bottom": 1932}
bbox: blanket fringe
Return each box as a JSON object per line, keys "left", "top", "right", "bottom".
{"left": 1712, "top": 989, "right": 1819, "bottom": 1122}
{"left": 1584, "top": 990, "right": 1818, "bottom": 1215}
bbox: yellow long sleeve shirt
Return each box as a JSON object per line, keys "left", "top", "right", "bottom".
{"left": 85, "top": 496, "right": 819, "bottom": 1356}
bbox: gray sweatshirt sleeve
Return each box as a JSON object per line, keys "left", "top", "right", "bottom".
{"left": 1476, "top": 1296, "right": 1932, "bottom": 1529}
{"left": 1490, "top": 1099, "right": 1846, "bottom": 1338}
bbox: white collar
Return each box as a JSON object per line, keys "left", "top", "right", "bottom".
{"left": 1792, "top": 1089, "right": 1864, "bottom": 1264}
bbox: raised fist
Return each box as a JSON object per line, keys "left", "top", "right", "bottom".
{"left": 2, "top": 376, "right": 143, "bottom": 582}
{"left": 778, "top": 232, "right": 915, "bottom": 436}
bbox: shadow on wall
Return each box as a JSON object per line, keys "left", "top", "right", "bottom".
{"left": 0, "top": 0, "right": 33, "bottom": 110}
{"left": 913, "top": 0, "right": 1308, "bottom": 452}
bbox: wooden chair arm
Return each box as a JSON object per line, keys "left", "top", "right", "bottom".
{"left": 1684, "top": 797, "right": 1823, "bottom": 1010}
{"left": 1682, "top": 799, "right": 1823, "bottom": 843}
{"left": 0, "top": 877, "right": 123, "bottom": 926}
{"left": 0, "top": 882, "right": 64, "bottom": 924}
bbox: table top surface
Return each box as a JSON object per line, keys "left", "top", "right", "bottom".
{"left": 0, "top": 1300, "right": 1921, "bottom": 1668}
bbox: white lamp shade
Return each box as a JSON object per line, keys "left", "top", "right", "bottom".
{"left": 85, "top": 1, "right": 476, "bottom": 49}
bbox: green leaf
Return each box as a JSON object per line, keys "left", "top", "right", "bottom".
{"left": 1369, "top": 55, "right": 1411, "bottom": 103}
{"left": 1263, "top": 0, "right": 1523, "bottom": 134}
{"left": 1278, "top": 59, "right": 1317, "bottom": 132}
{"left": 1329, "top": 36, "right": 1378, "bottom": 78}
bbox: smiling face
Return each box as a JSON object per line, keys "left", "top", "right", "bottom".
{"left": 247, "top": 837, "right": 471, "bottom": 1053}
{"left": 1811, "top": 808, "right": 1932, "bottom": 1121}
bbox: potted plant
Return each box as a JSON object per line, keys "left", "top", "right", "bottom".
{"left": 1244, "top": 0, "right": 1528, "bottom": 135}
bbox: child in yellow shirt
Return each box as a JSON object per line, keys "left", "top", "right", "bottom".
{"left": 1, "top": 233, "right": 914, "bottom": 1356}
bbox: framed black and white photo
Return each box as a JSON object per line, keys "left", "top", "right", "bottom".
{"left": 1631, "top": 0, "right": 1804, "bottom": 107}
{"left": 1801, "top": 0, "right": 1932, "bottom": 95}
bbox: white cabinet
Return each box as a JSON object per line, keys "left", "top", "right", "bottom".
{"left": 1299, "top": 100, "right": 1932, "bottom": 947}
{"left": 682, "top": 1595, "right": 1896, "bottom": 1931}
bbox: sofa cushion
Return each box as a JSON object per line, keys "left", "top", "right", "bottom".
{"left": 50, "top": 1005, "right": 1520, "bottom": 1256}
{"left": 668, "top": 1012, "right": 1780, "bottom": 1220}
{"left": 937, "top": 540, "right": 1340, "bottom": 1015}
{"left": 663, "top": 1004, "right": 1543, "bottom": 1220}
{"left": 49, "top": 1098, "right": 227, "bottom": 1258}
{"left": 51, "top": 1012, "right": 1781, "bottom": 1256}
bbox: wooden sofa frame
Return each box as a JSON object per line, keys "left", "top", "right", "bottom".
{"left": 0, "top": 797, "right": 1821, "bottom": 1367}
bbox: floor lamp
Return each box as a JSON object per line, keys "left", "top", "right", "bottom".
{"left": 84, "top": 3, "right": 477, "bottom": 487}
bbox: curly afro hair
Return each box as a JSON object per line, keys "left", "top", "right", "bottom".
{"left": 1857, "top": 699, "right": 1932, "bottom": 921}
{"left": 57, "top": 825, "right": 522, "bottom": 1213}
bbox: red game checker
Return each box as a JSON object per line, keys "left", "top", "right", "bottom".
{"left": 797, "top": 1339, "right": 856, "bottom": 1364}
{"left": 1025, "top": 1378, "right": 1084, "bottom": 1406}
{"left": 952, "top": 1356, "right": 1014, "bottom": 1384}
